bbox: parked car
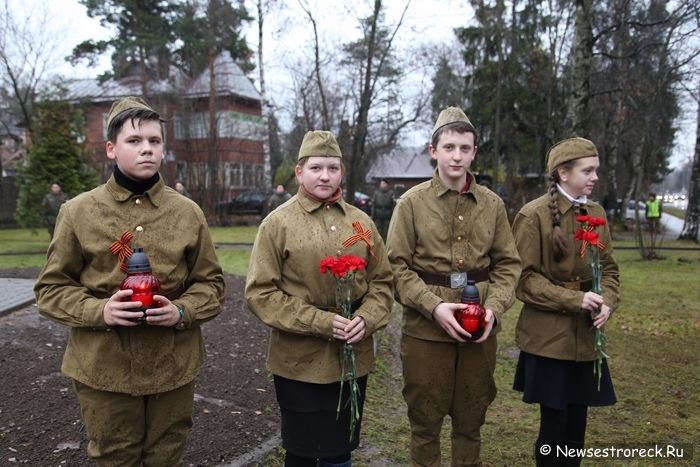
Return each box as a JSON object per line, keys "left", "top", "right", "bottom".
{"left": 624, "top": 200, "right": 648, "bottom": 230}
{"left": 353, "top": 192, "right": 372, "bottom": 214}
{"left": 218, "top": 189, "right": 268, "bottom": 215}
{"left": 342, "top": 191, "right": 372, "bottom": 214}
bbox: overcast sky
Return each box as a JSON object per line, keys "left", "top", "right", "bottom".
{"left": 10, "top": 0, "right": 696, "bottom": 167}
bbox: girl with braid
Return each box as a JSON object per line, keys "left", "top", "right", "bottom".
{"left": 511, "top": 138, "right": 620, "bottom": 467}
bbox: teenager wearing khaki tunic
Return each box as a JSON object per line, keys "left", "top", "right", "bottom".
{"left": 387, "top": 107, "right": 521, "bottom": 467}
{"left": 245, "top": 131, "right": 393, "bottom": 467}
{"left": 511, "top": 138, "right": 620, "bottom": 467}
{"left": 34, "top": 97, "right": 226, "bottom": 466}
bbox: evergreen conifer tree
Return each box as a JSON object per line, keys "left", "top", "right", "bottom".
{"left": 15, "top": 100, "right": 99, "bottom": 229}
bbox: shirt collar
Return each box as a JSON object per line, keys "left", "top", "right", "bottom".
{"left": 431, "top": 169, "right": 477, "bottom": 198}
{"left": 106, "top": 174, "right": 165, "bottom": 207}
{"left": 297, "top": 187, "right": 349, "bottom": 214}
{"left": 557, "top": 184, "right": 587, "bottom": 207}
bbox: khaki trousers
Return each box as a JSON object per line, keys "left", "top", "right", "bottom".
{"left": 401, "top": 334, "right": 498, "bottom": 467}
{"left": 74, "top": 379, "right": 196, "bottom": 467}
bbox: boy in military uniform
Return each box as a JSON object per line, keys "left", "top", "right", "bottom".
{"left": 41, "top": 181, "right": 70, "bottom": 239}
{"left": 387, "top": 107, "right": 521, "bottom": 467}
{"left": 371, "top": 179, "right": 395, "bottom": 240}
{"left": 34, "top": 97, "right": 225, "bottom": 467}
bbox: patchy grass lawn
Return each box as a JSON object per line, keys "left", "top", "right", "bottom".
{"left": 0, "top": 227, "right": 256, "bottom": 272}
{"left": 2, "top": 227, "right": 699, "bottom": 466}
{"left": 355, "top": 248, "right": 700, "bottom": 467}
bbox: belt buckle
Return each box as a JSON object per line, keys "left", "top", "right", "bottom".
{"left": 450, "top": 272, "right": 467, "bottom": 289}
{"left": 564, "top": 282, "right": 579, "bottom": 291}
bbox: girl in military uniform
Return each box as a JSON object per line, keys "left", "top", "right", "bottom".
{"left": 511, "top": 138, "right": 620, "bottom": 467}
{"left": 245, "top": 131, "right": 393, "bottom": 467}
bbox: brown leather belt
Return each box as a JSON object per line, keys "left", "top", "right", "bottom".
{"left": 552, "top": 279, "right": 592, "bottom": 293}
{"left": 91, "top": 283, "right": 186, "bottom": 301}
{"left": 415, "top": 267, "right": 490, "bottom": 288}
{"left": 315, "top": 298, "right": 364, "bottom": 313}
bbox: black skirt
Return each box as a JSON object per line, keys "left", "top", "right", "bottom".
{"left": 513, "top": 351, "right": 616, "bottom": 410}
{"left": 273, "top": 374, "right": 368, "bottom": 458}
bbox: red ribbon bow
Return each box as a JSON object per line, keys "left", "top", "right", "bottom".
{"left": 578, "top": 225, "right": 606, "bottom": 259}
{"left": 109, "top": 231, "right": 134, "bottom": 273}
{"left": 342, "top": 221, "right": 378, "bottom": 262}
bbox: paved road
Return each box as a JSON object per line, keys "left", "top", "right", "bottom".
{"left": 0, "top": 278, "right": 36, "bottom": 317}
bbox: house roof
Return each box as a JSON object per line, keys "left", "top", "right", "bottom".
{"left": 187, "top": 52, "right": 260, "bottom": 101}
{"left": 365, "top": 145, "right": 434, "bottom": 182}
{"left": 63, "top": 52, "right": 260, "bottom": 104}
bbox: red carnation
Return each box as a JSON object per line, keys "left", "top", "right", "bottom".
{"left": 583, "top": 230, "right": 600, "bottom": 245}
{"left": 588, "top": 217, "right": 607, "bottom": 227}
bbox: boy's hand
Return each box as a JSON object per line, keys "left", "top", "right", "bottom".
{"left": 432, "top": 303, "right": 471, "bottom": 343}
{"left": 103, "top": 289, "right": 144, "bottom": 326}
{"left": 473, "top": 309, "right": 495, "bottom": 343}
{"left": 144, "top": 296, "right": 182, "bottom": 327}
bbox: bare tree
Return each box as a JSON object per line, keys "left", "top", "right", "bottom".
{"left": 0, "top": 0, "right": 67, "bottom": 134}
{"left": 286, "top": 0, "right": 426, "bottom": 200}
{"left": 566, "top": 0, "right": 594, "bottom": 137}
{"left": 679, "top": 85, "right": 700, "bottom": 242}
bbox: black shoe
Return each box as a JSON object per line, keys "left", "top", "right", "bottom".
{"left": 534, "top": 443, "right": 559, "bottom": 467}
{"left": 560, "top": 440, "right": 584, "bottom": 467}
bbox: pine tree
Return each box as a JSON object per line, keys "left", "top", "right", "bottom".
{"left": 15, "top": 100, "right": 99, "bottom": 229}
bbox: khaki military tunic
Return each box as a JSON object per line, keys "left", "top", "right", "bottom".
{"left": 387, "top": 170, "right": 522, "bottom": 341}
{"left": 245, "top": 189, "right": 394, "bottom": 384}
{"left": 35, "top": 176, "right": 225, "bottom": 396}
{"left": 512, "top": 194, "right": 620, "bottom": 361}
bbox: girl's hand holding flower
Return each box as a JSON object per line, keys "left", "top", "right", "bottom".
{"left": 591, "top": 304, "right": 611, "bottom": 329}
{"left": 580, "top": 291, "right": 604, "bottom": 312}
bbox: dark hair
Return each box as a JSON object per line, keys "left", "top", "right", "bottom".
{"left": 107, "top": 108, "right": 165, "bottom": 143}
{"left": 548, "top": 159, "right": 578, "bottom": 263}
{"left": 431, "top": 121, "right": 478, "bottom": 148}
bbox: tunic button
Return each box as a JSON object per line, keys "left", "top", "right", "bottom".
{"left": 458, "top": 259, "right": 464, "bottom": 266}
{"left": 326, "top": 205, "right": 331, "bottom": 210}
{"left": 135, "top": 199, "right": 141, "bottom": 205}
{"left": 331, "top": 226, "right": 336, "bottom": 231}
{"left": 575, "top": 276, "right": 580, "bottom": 281}
{"left": 337, "top": 250, "right": 342, "bottom": 256}
{"left": 136, "top": 226, "right": 144, "bottom": 232}
{"left": 458, "top": 215, "right": 464, "bottom": 221}
{"left": 457, "top": 236, "right": 462, "bottom": 242}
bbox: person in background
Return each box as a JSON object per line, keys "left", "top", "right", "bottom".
{"left": 511, "top": 137, "right": 620, "bottom": 467}
{"left": 34, "top": 96, "right": 225, "bottom": 467}
{"left": 267, "top": 183, "right": 292, "bottom": 213}
{"left": 371, "top": 179, "right": 395, "bottom": 241}
{"left": 387, "top": 107, "right": 521, "bottom": 467}
{"left": 175, "top": 181, "right": 193, "bottom": 199}
{"left": 41, "top": 181, "right": 70, "bottom": 240}
{"left": 246, "top": 131, "right": 393, "bottom": 467}
{"left": 645, "top": 192, "right": 661, "bottom": 232}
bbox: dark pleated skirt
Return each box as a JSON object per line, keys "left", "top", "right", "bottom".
{"left": 513, "top": 351, "right": 616, "bottom": 410}
{"left": 273, "top": 374, "right": 367, "bottom": 458}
